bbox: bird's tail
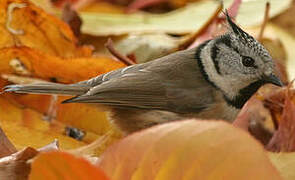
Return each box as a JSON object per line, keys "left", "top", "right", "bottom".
{"left": 3, "top": 82, "right": 90, "bottom": 96}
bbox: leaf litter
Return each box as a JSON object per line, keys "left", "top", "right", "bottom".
{"left": 0, "top": 0, "right": 295, "bottom": 179}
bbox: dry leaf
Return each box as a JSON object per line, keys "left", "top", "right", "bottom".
{"left": 269, "top": 152, "right": 295, "bottom": 180}
{"left": 29, "top": 151, "right": 109, "bottom": 180}
{"left": 226, "top": 0, "right": 291, "bottom": 27}
{"left": 0, "top": 147, "right": 38, "bottom": 180}
{"left": 0, "top": 46, "right": 125, "bottom": 84}
{"left": 79, "top": 0, "right": 291, "bottom": 36}
{"left": 0, "top": 96, "right": 86, "bottom": 150}
{"left": 4, "top": 93, "right": 112, "bottom": 135}
{"left": 0, "top": 0, "right": 91, "bottom": 58}
{"left": 80, "top": 0, "right": 221, "bottom": 36}
{"left": 272, "top": 2, "right": 295, "bottom": 37}
{"left": 126, "top": 0, "right": 168, "bottom": 13}
{"left": 62, "top": 3, "right": 82, "bottom": 38}
{"left": 0, "top": 127, "right": 17, "bottom": 158}
{"left": 99, "top": 120, "right": 282, "bottom": 180}
{"left": 265, "top": 24, "right": 295, "bottom": 81}
{"left": 233, "top": 95, "right": 274, "bottom": 145}
{"left": 113, "top": 33, "right": 191, "bottom": 63}
{"left": 0, "top": 140, "right": 58, "bottom": 180}
{"left": 78, "top": 2, "right": 125, "bottom": 13}
{"left": 267, "top": 87, "right": 295, "bottom": 152}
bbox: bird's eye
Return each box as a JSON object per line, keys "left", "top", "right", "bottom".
{"left": 242, "top": 56, "right": 255, "bottom": 67}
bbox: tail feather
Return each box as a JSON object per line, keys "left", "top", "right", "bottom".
{"left": 3, "top": 83, "right": 90, "bottom": 96}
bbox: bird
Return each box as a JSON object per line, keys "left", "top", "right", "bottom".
{"left": 4, "top": 13, "right": 283, "bottom": 134}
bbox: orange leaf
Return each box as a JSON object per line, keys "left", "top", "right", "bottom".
{"left": 4, "top": 93, "right": 112, "bottom": 135}
{"left": 0, "top": 96, "right": 86, "bottom": 150}
{"left": 29, "top": 151, "right": 109, "bottom": 180}
{"left": 0, "top": 0, "right": 91, "bottom": 57}
{"left": 99, "top": 120, "right": 282, "bottom": 180}
{"left": 0, "top": 46, "right": 125, "bottom": 83}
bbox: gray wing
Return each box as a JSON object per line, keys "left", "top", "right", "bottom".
{"left": 66, "top": 48, "right": 215, "bottom": 113}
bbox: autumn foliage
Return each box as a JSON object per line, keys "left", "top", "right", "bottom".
{"left": 0, "top": 0, "right": 295, "bottom": 179}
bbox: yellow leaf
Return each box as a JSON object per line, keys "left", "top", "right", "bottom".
{"left": 80, "top": 0, "right": 221, "bottom": 36}
{"left": 269, "top": 152, "right": 295, "bottom": 180}
{"left": 0, "top": 97, "right": 86, "bottom": 150}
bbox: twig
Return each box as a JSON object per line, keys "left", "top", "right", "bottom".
{"left": 258, "top": 2, "right": 270, "bottom": 41}
{"left": 105, "top": 38, "right": 135, "bottom": 66}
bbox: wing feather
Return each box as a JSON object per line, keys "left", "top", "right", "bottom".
{"left": 65, "top": 48, "right": 215, "bottom": 113}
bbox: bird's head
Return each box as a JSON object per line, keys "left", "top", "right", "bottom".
{"left": 198, "top": 12, "right": 283, "bottom": 108}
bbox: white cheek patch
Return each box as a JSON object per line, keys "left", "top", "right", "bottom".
{"left": 200, "top": 41, "right": 246, "bottom": 100}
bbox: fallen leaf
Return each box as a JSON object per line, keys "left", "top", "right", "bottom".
{"left": 265, "top": 24, "right": 295, "bottom": 81}
{"left": 0, "top": 147, "right": 38, "bottom": 180}
{"left": 0, "top": 0, "right": 91, "bottom": 58}
{"left": 0, "top": 140, "right": 58, "bottom": 180}
{"left": 0, "top": 127, "right": 17, "bottom": 158}
{"left": 233, "top": 94, "right": 274, "bottom": 145}
{"left": 5, "top": 93, "right": 112, "bottom": 135}
{"left": 69, "top": 131, "right": 118, "bottom": 156}
{"left": 271, "top": 2, "right": 295, "bottom": 37}
{"left": 113, "top": 33, "right": 191, "bottom": 63}
{"left": 0, "top": 96, "right": 86, "bottom": 150}
{"left": 79, "top": 0, "right": 291, "bottom": 36}
{"left": 99, "top": 120, "right": 282, "bottom": 180}
{"left": 29, "top": 151, "right": 109, "bottom": 180}
{"left": 269, "top": 152, "right": 295, "bottom": 180}
{"left": 80, "top": 0, "right": 221, "bottom": 36}
{"left": 126, "top": 0, "right": 169, "bottom": 13}
{"left": 62, "top": 3, "right": 82, "bottom": 38}
{"left": 0, "top": 46, "right": 125, "bottom": 84}
{"left": 225, "top": 0, "right": 291, "bottom": 27}
{"left": 78, "top": 1, "right": 125, "bottom": 13}
{"left": 30, "top": 0, "right": 59, "bottom": 14}
{"left": 267, "top": 87, "right": 295, "bottom": 152}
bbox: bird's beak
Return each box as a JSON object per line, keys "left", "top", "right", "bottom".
{"left": 263, "top": 74, "right": 283, "bottom": 87}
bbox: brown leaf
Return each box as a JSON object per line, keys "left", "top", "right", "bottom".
{"left": 62, "top": 3, "right": 82, "bottom": 38}
{"left": 0, "top": 147, "right": 38, "bottom": 180}
{"left": 0, "top": 140, "right": 60, "bottom": 180}
{"left": 234, "top": 96, "right": 273, "bottom": 145}
{"left": 0, "top": 127, "right": 17, "bottom": 158}
{"left": 267, "top": 87, "right": 295, "bottom": 152}
{"left": 126, "top": 0, "right": 168, "bottom": 13}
